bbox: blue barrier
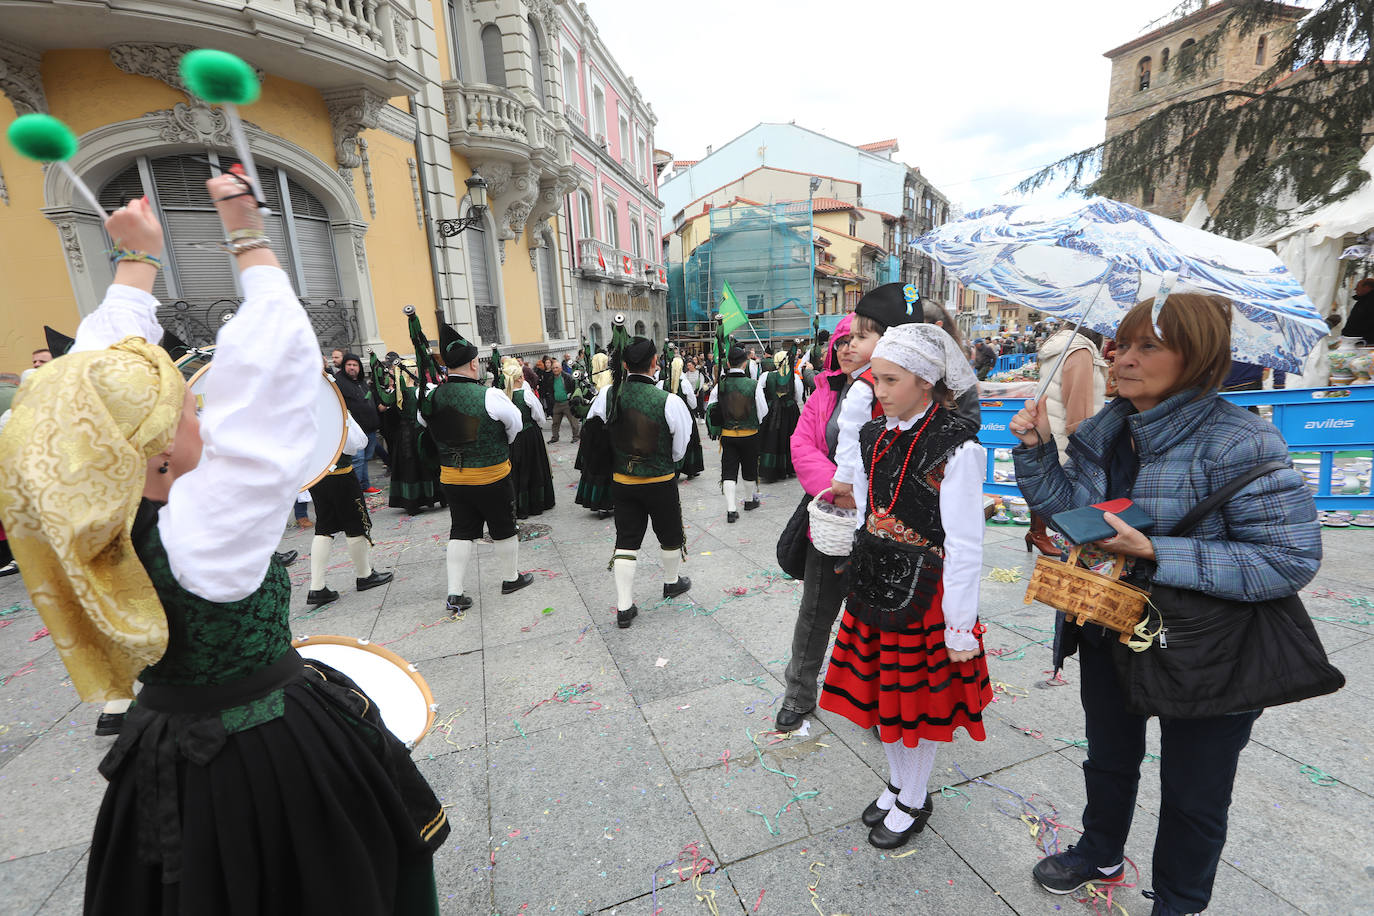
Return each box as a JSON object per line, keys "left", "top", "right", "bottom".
{"left": 978, "top": 385, "right": 1374, "bottom": 510}
{"left": 992, "top": 353, "right": 1037, "bottom": 374}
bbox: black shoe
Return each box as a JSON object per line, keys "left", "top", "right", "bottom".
{"left": 1032, "top": 844, "right": 1125, "bottom": 895}
{"left": 549, "top": 437, "right": 559, "bottom": 443}
{"left": 616, "top": 604, "right": 638, "bottom": 628}
{"left": 502, "top": 572, "right": 534, "bottom": 594}
{"left": 94, "top": 712, "right": 125, "bottom": 737}
{"left": 861, "top": 783, "right": 901, "bottom": 827}
{"left": 0, "top": 560, "right": 18, "bottom": 577}
{"left": 867, "top": 795, "right": 933, "bottom": 849}
{"left": 727, "top": 511, "right": 739, "bottom": 524}
{"left": 571, "top": 437, "right": 579, "bottom": 443}
{"left": 663, "top": 576, "right": 691, "bottom": 598}
{"left": 774, "top": 705, "right": 812, "bottom": 733}
{"left": 596, "top": 509, "right": 614, "bottom": 519}
{"left": 305, "top": 587, "right": 339, "bottom": 607}
{"left": 446, "top": 594, "right": 472, "bottom": 617}
{"left": 356, "top": 570, "right": 393, "bottom": 591}
{"left": 273, "top": 549, "right": 298, "bottom": 566}
{"left": 743, "top": 498, "right": 760, "bottom": 511}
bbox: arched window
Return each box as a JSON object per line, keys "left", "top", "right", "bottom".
{"left": 527, "top": 17, "right": 547, "bottom": 107}
{"left": 536, "top": 242, "right": 561, "bottom": 338}
{"left": 592, "top": 85, "right": 607, "bottom": 140}
{"left": 562, "top": 51, "right": 579, "bottom": 114}
{"left": 634, "top": 320, "right": 646, "bottom": 336}
{"left": 603, "top": 202, "right": 618, "bottom": 248}
{"left": 576, "top": 189, "right": 593, "bottom": 242}
{"left": 588, "top": 322, "right": 602, "bottom": 349}
{"left": 1160, "top": 47, "right": 1170, "bottom": 71}
{"left": 465, "top": 213, "right": 502, "bottom": 343}
{"left": 1137, "top": 56, "right": 1152, "bottom": 91}
{"left": 98, "top": 153, "right": 341, "bottom": 304}
{"left": 629, "top": 217, "right": 641, "bottom": 257}
{"left": 444, "top": 0, "right": 465, "bottom": 80}
{"left": 646, "top": 223, "right": 655, "bottom": 263}
{"left": 652, "top": 321, "right": 661, "bottom": 342}
{"left": 1255, "top": 36, "right": 1267, "bottom": 65}
{"left": 481, "top": 24, "right": 505, "bottom": 86}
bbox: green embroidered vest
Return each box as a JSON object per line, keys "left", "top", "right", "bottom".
{"left": 427, "top": 377, "right": 510, "bottom": 469}
{"left": 514, "top": 388, "right": 537, "bottom": 431}
{"left": 610, "top": 377, "right": 676, "bottom": 478}
{"left": 720, "top": 373, "right": 759, "bottom": 430}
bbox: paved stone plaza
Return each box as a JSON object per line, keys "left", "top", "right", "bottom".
{"left": 2, "top": 433, "right": 1372, "bottom": 915}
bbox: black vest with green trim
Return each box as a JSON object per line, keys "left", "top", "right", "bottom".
{"left": 513, "top": 389, "right": 536, "bottom": 431}
{"left": 609, "top": 375, "right": 675, "bottom": 478}
{"left": 426, "top": 376, "right": 510, "bottom": 469}
{"left": 719, "top": 371, "right": 759, "bottom": 430}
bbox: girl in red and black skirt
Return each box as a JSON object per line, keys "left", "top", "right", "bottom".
{"left": 818, "top": 322, "right": 992, "bottom": 850}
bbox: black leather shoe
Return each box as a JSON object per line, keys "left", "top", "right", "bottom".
{"left": 617, "top": 604, "right": 638, "bottom": 628}
{"left": 273, "top": 549, "right": 298, "bottom": 566}
{"left": 502, "top": 572, "right": 534, "bottom": 594}
{"left": 743, "top": 498, "right": 760, "bottom": 511}
{"left": 305, "top": 587, "right": 339, "bottom": 607}
{"left": 867, "top": 795, "right": 933, "bottom": 849}
{"left": 446, "top": 594, "right": 472, "bottom": 617}
{"left": 727, "top": 511, "right": 739, "bottom": 524}
{"left": 663, "top": 576, "right": 691, "bottom": 598}
{"left": 356, "top": 570, "right": 394, "bottom": 591}
{"left": 774, "top": 706, "right": 813, "bottom": 733}
{"left": 94, "top": 712, "right": 125, "bottom": 737}
{"left": 861, "top": 783, "right": 901, "bottom": 827}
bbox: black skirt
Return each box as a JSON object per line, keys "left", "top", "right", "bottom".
{"left": 388, "top": 417, "right": 444, "bottom": 514}
{"left": 510, "top": 425, "right": 556, "bottom": 518}
{"left": 86, "top": 657, "right": 446, "bottom": 916}
{"left": 758, "top": 400, "right": 800, "bottom": 482}
{"left": 574, "top": 416, "right": 615, "bottom": 512}
{"left": 679, "top": 415, "right": 705, "bottom": 477}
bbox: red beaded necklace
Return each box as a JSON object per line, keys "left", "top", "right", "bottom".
{"left": 868, "top": 405, "right": 940, "bottom": 519}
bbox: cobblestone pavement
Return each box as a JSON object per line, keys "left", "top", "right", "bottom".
{"left": 2, "top": 428, "right": 1372, "bottom": 915}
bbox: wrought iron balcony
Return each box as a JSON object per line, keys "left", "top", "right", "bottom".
{"left": 160, "top": 296, "right": 361, "bottom": 354}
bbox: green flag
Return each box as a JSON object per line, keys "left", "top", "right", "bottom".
{"left": 718, "top": 281, "right": 748, "bottom": 335}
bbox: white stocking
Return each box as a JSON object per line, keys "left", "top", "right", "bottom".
{"left": 661, "top": 548, "right": 682, "bottom": 585}
{"left": 446, "top": 539, "right": 473, "bottom": 596}
{"left": 309, "top": 535, "right": 332, "bottom": 591}
{"left": 876, "top": 739, "right": 904, "bottom": 813}
{"left": 494, "top": 535, "right": 519, "bottom": 582}
{"left": 613, "top": 550, "right": 638, "bottom": 611}
{"left": 723, "top": 480, "right": 737, "bottom": 512}
{"left": 345, "top": 536, "right": 372, "bottom": 578}
{"left": 883, "top": 739, "right": 939, "bottom": 832}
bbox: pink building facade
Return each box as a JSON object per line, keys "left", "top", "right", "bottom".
{"left": 556, "top": 1, "right": 668, "bottom": 350}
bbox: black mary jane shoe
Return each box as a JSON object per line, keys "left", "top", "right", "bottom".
{"left": 867, "top": 795, "right": 933, "bottom": 850}
{"left": 774, "top": 705, "right": 813, "bottom": 732}
{"left": 861, "top": 783, "right": 901, "bottom": 827}
{"left": 94, "top": 712, "right": 126, "bottom": 737}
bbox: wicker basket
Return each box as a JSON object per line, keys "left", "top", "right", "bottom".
{"left": 1023, "top": 545, "right": 1149, "bottom": 644}
{"left": 807, "top": 487, "right": 858, "bottom": 557}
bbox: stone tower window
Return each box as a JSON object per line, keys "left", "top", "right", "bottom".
{"left": 1138, "top": 56, "right": 1152, "bottom": 91}
{"left": 1160, "top": 47, "right": 1170, "bottom": 71}
{"left": 1255, "top": 36, "right": 1267, "bottom": 65}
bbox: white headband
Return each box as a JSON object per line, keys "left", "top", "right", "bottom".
{"left": 870, "top": 323, "right": 978, "bottom": 396}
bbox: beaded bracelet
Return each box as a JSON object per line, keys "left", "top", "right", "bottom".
{"left": 109, "top": 248, "right": 163, "bottom": 269}
{"left": 228, "top": 227, "right": 268, "bottom": 241}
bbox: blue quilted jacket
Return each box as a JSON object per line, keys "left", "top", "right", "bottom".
{"left": 1013, "top": 388, "right": 1322, "bottom": 668}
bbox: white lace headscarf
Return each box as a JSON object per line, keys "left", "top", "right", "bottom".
{"left": 870, "top": 323, "right": 978, "bottom": 395}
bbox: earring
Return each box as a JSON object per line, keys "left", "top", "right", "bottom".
{"left": 157, "top": 459, "right": 170, "bottom": 475}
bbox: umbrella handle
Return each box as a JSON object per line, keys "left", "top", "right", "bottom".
{"left": 1034, "top": 279, "right": 1109, "bottom": 402}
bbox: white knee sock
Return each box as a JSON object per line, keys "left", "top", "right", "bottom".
{"left": 883, "top": 739, "right": 940, "bottom": 832}
{"left": 309, "top": 534, "right": 332, "bottom": 591}
{"left": 102, "top": 698, "right": 132, "bottom": 715}
{"left": 661, "top": 547, "right": 682, "bottom": 585}
{"left": 746, "top": 480, "right": 761, "bottom": 502}
{"left": 613, "top": 550, "right": 638, "bottom": 610}
{"left": 345, "top": 536, "right": 372, "bottom": 579}
{"left": 446, "top": 539, "right": 473, "bottom": 597}
{"left": 723, "top": 479, "right": 737, "bottom": 512}
{"left": 495, "top": 535, "right": 519, "bottom": 582}
{"left": 876, "top": 739, "right": 904, "bottom": 813}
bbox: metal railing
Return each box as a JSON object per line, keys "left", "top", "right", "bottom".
{"left": 159, "top": 296, "right": 361, "bottom": 354}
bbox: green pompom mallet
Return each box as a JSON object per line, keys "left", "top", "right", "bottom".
{"left": 179, "top": 49, "right": 267, "bottom": 213}
{"left": 6, "top": 114, "right": 108, "bottom": 219}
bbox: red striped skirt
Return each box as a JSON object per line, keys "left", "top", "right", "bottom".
{"left": 819, "top": 583, "right": 992, "bottom": 745}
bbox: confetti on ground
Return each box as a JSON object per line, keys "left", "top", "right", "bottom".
{"left": 655, "top": 658, "right": 669, "bottom": 668}
{"left": 987, "top": 567, "right": 1023, "bottom": 582}
{"left": 1299, "top": 764, "right": 1339, "bottom": 787}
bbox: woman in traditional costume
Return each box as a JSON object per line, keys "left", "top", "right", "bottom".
{"left": 660, "top": 351, "right": 704, "bottom": 479}
{"left": 757, "top": 350, "right": 803, "bottom": 482}
{"left": 504, "top": 359, "right": 556, "bottom": 517}
{"left": 0, "top": 175, "right": 448, "bottom": 914}
{"left": 371, "top": 348, "right": 443, "bottom": 515}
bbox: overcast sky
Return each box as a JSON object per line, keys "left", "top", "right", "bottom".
{"left": 580, "top": 0, "right": 1198, "bottom": 213}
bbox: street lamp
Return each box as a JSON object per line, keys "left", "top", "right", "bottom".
{"left": 436, "top": 172, "right": 490, "bottom": 237}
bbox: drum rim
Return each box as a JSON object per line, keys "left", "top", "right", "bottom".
{"left": 185, "top": 358, "right": 347, "bottom": 493}
{"left": 291, "top": 634, "right": 437, "bottom": 746}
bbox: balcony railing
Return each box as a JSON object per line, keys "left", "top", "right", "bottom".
{"left": 456, "top": 85, "right": 528, "bottom": 142}
{"left": 444, "top": 82, "right": 569, "bottom": 166}
{"left": 299, "top": 0, "right": 384, "bottom": 49}
{"left": 577, "top": 238, "right": 612, "bottom": 274}
{"left": 566, "top": 107, "right": 586, "bottom": 133}
{"left": 161, "top": 296, "right": 361, "bottom": 353}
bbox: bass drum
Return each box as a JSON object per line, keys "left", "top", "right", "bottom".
{"left": 177, "top": 346, "right": 348, "bottom": 492}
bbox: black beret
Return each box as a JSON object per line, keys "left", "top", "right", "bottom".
{"left": 623, "top": 336, "right": 656, "bottom": 365}
{"left": 727, "top": 344, "right": 749, "bottom": 364}
{"left": 854, "top": 282, "right": 919, "bottom": 330}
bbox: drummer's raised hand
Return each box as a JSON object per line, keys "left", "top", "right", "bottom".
{"left": 207, "top": 167, "right": 279, "bottom": 271}
{"left": 1010, "top": 397, "right": 1051, "bottom": 448}
{"left": 106, "top": 196, "right": 164, "bottom": 293}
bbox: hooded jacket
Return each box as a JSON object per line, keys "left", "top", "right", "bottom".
{"left": 336, "top": 353, "right": 380, "bottom": 432}
{"left": 791, "top": 314, "right": 853, "bottom": 498}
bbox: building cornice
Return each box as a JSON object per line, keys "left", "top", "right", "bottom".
{"left": 1103, "top": 0, "right": 1306, "bottom": 59}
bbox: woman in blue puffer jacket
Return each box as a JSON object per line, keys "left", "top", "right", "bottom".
{"left": 1008, "top": 294, "right": 1321, "bottom": 916}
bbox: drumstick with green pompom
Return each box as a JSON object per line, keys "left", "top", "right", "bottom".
{"left": 179, "top": 49, "right": 266, "bottom": 213}
{"left": 6, "top": 114, "right": 108, "bottom": 219}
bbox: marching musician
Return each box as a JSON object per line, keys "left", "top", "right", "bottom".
{"left": 590, "top": 336, "right": 693, "bottom": 628}
{"left": 706, "top": 344, "right": 769, "bottom": 523}
{"left": 419, "top": 323, "right": 534, "bottom": 617}
{"left": 303, "top": 412, "right": 395, "bottom": 607}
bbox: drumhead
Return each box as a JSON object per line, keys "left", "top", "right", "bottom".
{"left": 186, "top": 361, "right": 347, "bottom": 492}
{"left": 292, "top": 636, "right": 435, "bottom": 747}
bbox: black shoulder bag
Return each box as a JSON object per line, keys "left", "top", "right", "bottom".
{"left": 1114, "top": 459, "right": 1345, "bottom": 718}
